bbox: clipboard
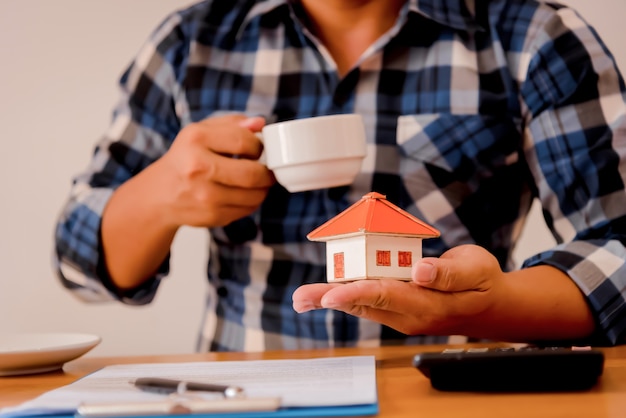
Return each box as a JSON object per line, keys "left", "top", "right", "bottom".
{"left": 1, "top": 357, "right": 379, "bottom": 418}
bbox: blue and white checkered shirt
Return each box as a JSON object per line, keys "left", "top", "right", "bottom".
{"left": 55, "top": 0, "right": 626, "bottom": 350}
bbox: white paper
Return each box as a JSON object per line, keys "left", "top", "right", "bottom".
{"left": 0, "top": 356, "right": 377, "bottom": 417}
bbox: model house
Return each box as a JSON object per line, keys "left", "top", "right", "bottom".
{"left": 307, "top": 192, "right": 440, "bottom": 282}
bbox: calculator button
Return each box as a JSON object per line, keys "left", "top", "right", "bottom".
{"left": 442, "top": 349, "right": 465, "bottom": 353}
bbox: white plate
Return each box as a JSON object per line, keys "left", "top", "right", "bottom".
{"left": 0, "top": 332, "right": 101, "bottom": 376}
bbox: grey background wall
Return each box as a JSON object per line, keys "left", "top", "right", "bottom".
{"left": 1, "top": 0, "right": 624, "bottom": 357}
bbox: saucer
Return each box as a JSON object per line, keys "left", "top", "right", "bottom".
{"left": 0, "top": 332, "right": 101, "bottom": 376}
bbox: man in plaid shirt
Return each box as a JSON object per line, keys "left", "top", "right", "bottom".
{"left": 55, "top": 0, "right": 626, "bottom": 351}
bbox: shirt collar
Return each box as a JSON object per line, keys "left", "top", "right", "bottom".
{"left": 237, "top": 0, "right": 483, "bottom": 40}
{"left": 408, "top": 0, "right": 484, "bottom": 32}
{"left": 246, "top": 0, "right": 289, "bottom": 19}
{"left": 237, "top": 0, "right": 290, "bottom": 39}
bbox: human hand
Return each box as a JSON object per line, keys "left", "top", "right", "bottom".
{"left": 292, "top": 244, "right": 506, "bottom": 337}
{"left": 146, "top": 114, "right": 276, "bottom": 228}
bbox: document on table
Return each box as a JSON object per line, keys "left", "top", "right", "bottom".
{"left": 0, "top": 356, "right": 378, "bottom": 418}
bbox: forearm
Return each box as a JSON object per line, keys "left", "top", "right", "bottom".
{"left": 102, "top": 164, "right": 178, "bottom": 290}
{"left": 475, "top": 265, "right": 596, "bottom": 343}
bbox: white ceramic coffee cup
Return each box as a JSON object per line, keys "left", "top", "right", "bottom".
{"left": 258, "top": 114, "right": 367, "bottom": 193}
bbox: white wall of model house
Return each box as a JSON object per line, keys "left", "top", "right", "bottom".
{"left": 326, "top": 234, "right": 423, "bottom": 282}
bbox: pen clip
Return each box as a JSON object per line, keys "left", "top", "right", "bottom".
{"left": 132, "top": 377, "right": 245, "bottom": 399}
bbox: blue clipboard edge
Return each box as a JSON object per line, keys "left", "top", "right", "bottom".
{"left": 16, "top": 403, "right": 378, "bottom": 418}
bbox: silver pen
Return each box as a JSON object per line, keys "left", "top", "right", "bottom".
{"left": 133, "top": 377, "right": 245, "bottom": 399}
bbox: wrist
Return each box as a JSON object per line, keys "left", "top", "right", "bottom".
{"left": 476, "top": 266, "right": 595, "bottom": 342}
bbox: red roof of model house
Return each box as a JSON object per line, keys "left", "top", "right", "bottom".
{"left": 307, "top": 192, "right": 440, "bottom": 241}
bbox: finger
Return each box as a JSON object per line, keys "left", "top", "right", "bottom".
{"left": 412, "top": 254, "right": 492, "bottom": 293}
{"left": 183, "top": 118, "right": 264, "bottom": 160}
{"left": 292, "top": 283, "right": 343, "bottom": 313}
{"left": 315, "top": 280, "right": 438, "bottom": 335}
{"left": 333, "top": 305, "right": 422, "bottom": 335}
{"left": 319, "top": 279, "right": 425, "bottom": 314}
{"left": 238, "top": 116, "right": 266, "bottom": 131}
{"left": 203, "top": 180, "right": 271, "bottom": 208}
{"left": 209, "top": 153, "right": 276, "bottom": 188}
{"left": 178, "top": 183, "right": 269, "bottom": 228}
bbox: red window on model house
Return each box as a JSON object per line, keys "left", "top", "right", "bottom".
{"left": 334, "top": 252, "right": 345, "bottom": 279}
{"left": 398, "top": 251, "right": 412, "bottom": 267}
{"left": 376, "top": 250, "right": 391, "bottom": 266}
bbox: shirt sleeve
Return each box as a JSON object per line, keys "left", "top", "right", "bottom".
{"left": 53, "top": 11, "right": 188, "bottom": 305}
{"left": 518, "top": 6, "right": 626, "bottom": 345}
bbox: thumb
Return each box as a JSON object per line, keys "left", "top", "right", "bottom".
{"left": 412, "top": 257, "right": 477, "bottom": 293}
{"left": 238, "top": 116, "right": 266, "bottom": 132}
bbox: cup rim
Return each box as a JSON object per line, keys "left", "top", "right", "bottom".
{"left": 266, "top": 153, "right": 366, "bottom": 170}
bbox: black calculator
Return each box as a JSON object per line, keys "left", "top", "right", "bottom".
{"left": 413, "top": 346, "right": 605, "bottom": 392}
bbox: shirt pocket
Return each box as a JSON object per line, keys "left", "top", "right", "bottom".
{"left": 396, "top": 113, "right": 521, "bottom": 183}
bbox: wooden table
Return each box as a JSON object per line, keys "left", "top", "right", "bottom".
{"left": 2, "top": 344, "right": 626, "bottom": 417}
